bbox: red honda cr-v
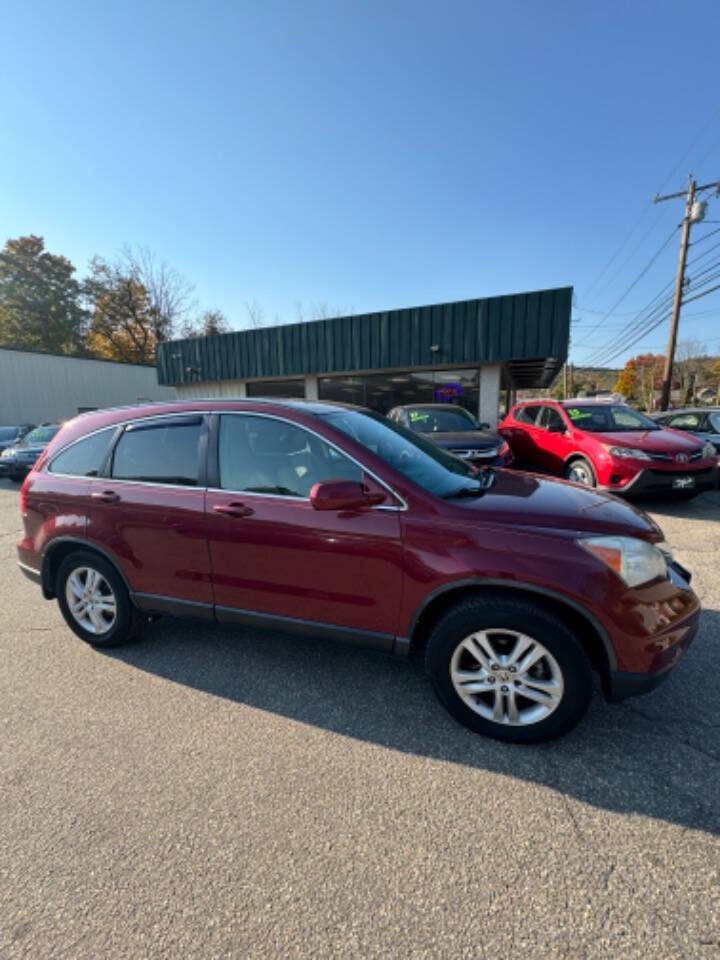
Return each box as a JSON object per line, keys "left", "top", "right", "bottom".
{"left": 499, "top": 398, "right": 718, "bottom": 497}
{"left": 17, "top": 400, "right": 701, "bottom": 743}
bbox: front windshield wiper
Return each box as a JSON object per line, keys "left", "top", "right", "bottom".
{"left": 443, "top": 470, "right": 495, "bottom": 499}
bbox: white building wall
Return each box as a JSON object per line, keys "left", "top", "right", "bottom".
{"left": 478, "top": 364, "right": 501, "bottom": 428}
{"left": 176, "top": 379, "right": 247, "bottom": 399}
{"left": 0, "top": 349, "right": 176, "bottom": 425}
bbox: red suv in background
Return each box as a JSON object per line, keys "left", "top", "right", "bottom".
{"left": 17, "top": 400, "right": 701, "bottom": 743}
{"left": 499, "top": 399, "right": 718, "bottom": 498}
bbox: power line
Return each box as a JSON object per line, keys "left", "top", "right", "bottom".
{"left": 580, "top": 273, "right": 678, "bottom": 365}
{"left": 578, "top": 225, "right": 679, "bottom": 346}
{"left": 584, "top": 261, "right": 720, "bottom": 367}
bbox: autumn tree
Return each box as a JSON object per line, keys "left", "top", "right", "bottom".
{"left": 0, "top": 235, "right": 87, "bottom": 353}
{"left": 84, "top": 247, "right": 192, "bottom": 364}
{"left": 613, "top": 353, "right": 665, "bottom": 409}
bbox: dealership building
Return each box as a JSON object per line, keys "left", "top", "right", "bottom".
{"left": 156, "top": 287, "right": 571, "bottom": 427}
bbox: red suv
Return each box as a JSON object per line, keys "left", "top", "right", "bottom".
{"left": 17, "top": 400, "right": 700, "bottom": 743}
{"left": 499, "top": 399, "right": 718, "bottom": 498}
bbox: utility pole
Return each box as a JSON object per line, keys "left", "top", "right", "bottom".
{"left": 654, "top": 174, "right": 718, "bottom": 410}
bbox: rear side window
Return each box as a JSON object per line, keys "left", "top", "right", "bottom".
{"left": 48, "top": 428, "right": 115, "bottom": 477}
{"left": 111, "top": 420, "right": 202, "bottom": 486}
{"left": 513, "top": 405, "right": 541, "bottom": 424}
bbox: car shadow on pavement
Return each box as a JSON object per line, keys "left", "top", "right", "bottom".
{"left": 101, "top": 605, "right": 720, "bottom": 838}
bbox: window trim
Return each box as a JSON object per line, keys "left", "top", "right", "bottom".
{"left": 209, "top": 411, "right": 407, "bottom": 511}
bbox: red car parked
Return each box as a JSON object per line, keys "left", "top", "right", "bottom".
{"left": 499, "top": 398, "right": 718, "bottom": 498}
{"left": 17, "top": 400, "right": 700, "bottom": 743}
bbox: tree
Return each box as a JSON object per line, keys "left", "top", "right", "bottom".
{"left": 613, "top": 359, "right": 637, "bottom": 400}
{"left": 674, "top": 339, "right": 707, "bottom": 403}
{"left": 0, "top": 235, "right": 87, "bottom": 353}
{"left": 613, "top": 353, "right": 665, "bottom": 409}
{"left": 179, "top": 309, "right": 230, "bottom": 339}
{"left": 84, "top": 247, "right": 192, "bottom": 364}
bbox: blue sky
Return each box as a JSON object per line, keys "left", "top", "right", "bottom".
{"left": 2, "top": 0, "right": 719, "bottom": 367}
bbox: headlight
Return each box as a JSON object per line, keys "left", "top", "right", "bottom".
{"left": 604, "top": 445, "right": 651, "bottom": 460}
{"left": 577, "top": 536, "right": 668, "bottom": 587}
{"left": 702, "top": 441, "right": 716, "bottom": 459}
{"left": 1, "top": 448, "right": 14, "bottom": 459}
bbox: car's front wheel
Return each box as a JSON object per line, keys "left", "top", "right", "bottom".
{"left": 56, "top": 551, "right": 145, "bottom": 648}
{"left": 564, "top": 457, "right": 596, "bottom": 487}
{"left": 425, "top": 596, "right": 592, "bottom": 743}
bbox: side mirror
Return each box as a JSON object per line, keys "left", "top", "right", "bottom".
{"left": 478, "top": 422, "right": 491, "bottom": 430}
{"left": 548, "top": 420, "right": 566, "bottom": 433}
{"left": 310, "top": 480, "right": 386, "bottom": 511}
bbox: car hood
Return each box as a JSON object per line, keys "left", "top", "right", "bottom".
{"left": 424, "top": 430, "right": 499, "bottom": 449}
{"left": 589, "top": 429, "right": 702, "bottom": 453}
{"left": 454, "top": 469, "right": 659, "bottom": 539}
{"left": 10, "top": 443, "right": 47, "bottom": 456}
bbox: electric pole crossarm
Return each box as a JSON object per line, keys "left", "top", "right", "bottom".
{"left": 655, "top": 180, "right": 719, "bottom": 204}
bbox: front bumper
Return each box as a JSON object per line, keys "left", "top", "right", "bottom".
{"left": 599, "top": 464, "right": 717, "bottom": 496}
{"left": 604, "top": 560, "right": 700, "bottom": 701}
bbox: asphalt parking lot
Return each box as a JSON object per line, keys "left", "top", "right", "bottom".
{"left": 0, "top": 480, "right": 719, "bottom": 959}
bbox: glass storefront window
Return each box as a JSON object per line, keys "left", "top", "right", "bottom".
{"left": 318, "top": 369, "right": 480, "bottom": 415}
{"left": 246, "top": 379, "right": 305, "bottom": 399}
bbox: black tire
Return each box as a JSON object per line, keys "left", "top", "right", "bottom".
{"left": 563, "top": 457, "right": 596, "bottom": 488}
{"left": 425, "top": 596, "right": 593, "bottom": 744}
{"left": 56, "top": 550, "right": 145, "bottom": 648}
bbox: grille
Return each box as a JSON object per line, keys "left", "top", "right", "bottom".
{"left": 648, "top": 450, "right": 702, "bottom": 462}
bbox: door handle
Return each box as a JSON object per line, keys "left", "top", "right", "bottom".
{"left": 90, "top": 490, "right": 120, "bottom": 503}
{"left": 213, "top": 502, "right": 254, "bottom": 518}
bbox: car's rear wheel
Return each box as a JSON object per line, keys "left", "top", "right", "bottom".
{"left": 56, "top": 551, "right": 144, "bottom": 648}
{"left": 425, "top": 596, "right": 592, "bottom": 743}
{"left": 564, "top": 457, "right": 596, "bottom": 487}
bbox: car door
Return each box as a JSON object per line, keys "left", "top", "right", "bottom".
{"left": 499, "top": 405, "right": 542, "bottom": 466}
{"left": 205, "top": 412, "right": 404, "bottom": 643}
{"left": 532, "top": 405, "right": 571, "bottom": 474}
{"left": 88, "top": 414, "right": 214, "bottom": 611}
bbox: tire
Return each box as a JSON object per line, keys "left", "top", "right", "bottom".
{"left": 564, "top": 457, "right": 596, "bottom": 487}
{"left": 425, "top": 596, "right": 592, "bottom": 744}
{"left": 56, "top": 550, "right": 145, "bottom": 648}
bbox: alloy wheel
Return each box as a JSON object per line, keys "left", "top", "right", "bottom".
{"left": 450, "top": 629, "right": 564, "bottom": 726}
{"left": 65, "top": 566, "right": 117, "bottom": 635}
{"left": 567, "top": 462, "right": 594, "bottom": 486}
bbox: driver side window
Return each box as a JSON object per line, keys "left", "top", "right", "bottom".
{"left": 537, "top": 406, "right": 565, "bottom": 430}
{"left": 219, "top": 415, "right": 363, "bottom": 497}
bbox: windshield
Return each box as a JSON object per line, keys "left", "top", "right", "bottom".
{"left": 0, "top": 427, "right": 19, "bottom": 442}
{"left": 24, "top": 425, "right": 59, "bottom": 445}
{"left": 564, "top": 405, "right": 659, "bottom": 432}
{"left": 709, "top": 412, "right": 720, "bottom": 433}
{"left": 324, "top": 409, "right": 490, "bottom": 499}
{"left": 406, "top": 407, "right": 478, "bottom": 433}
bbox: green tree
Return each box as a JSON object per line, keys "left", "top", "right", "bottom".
{"left": 0, "top": 235, "right": 87, "bottom": 353}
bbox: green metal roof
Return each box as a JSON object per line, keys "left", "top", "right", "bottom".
{"left": 156, "top": 286, "right": 572, "bottom": 388}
